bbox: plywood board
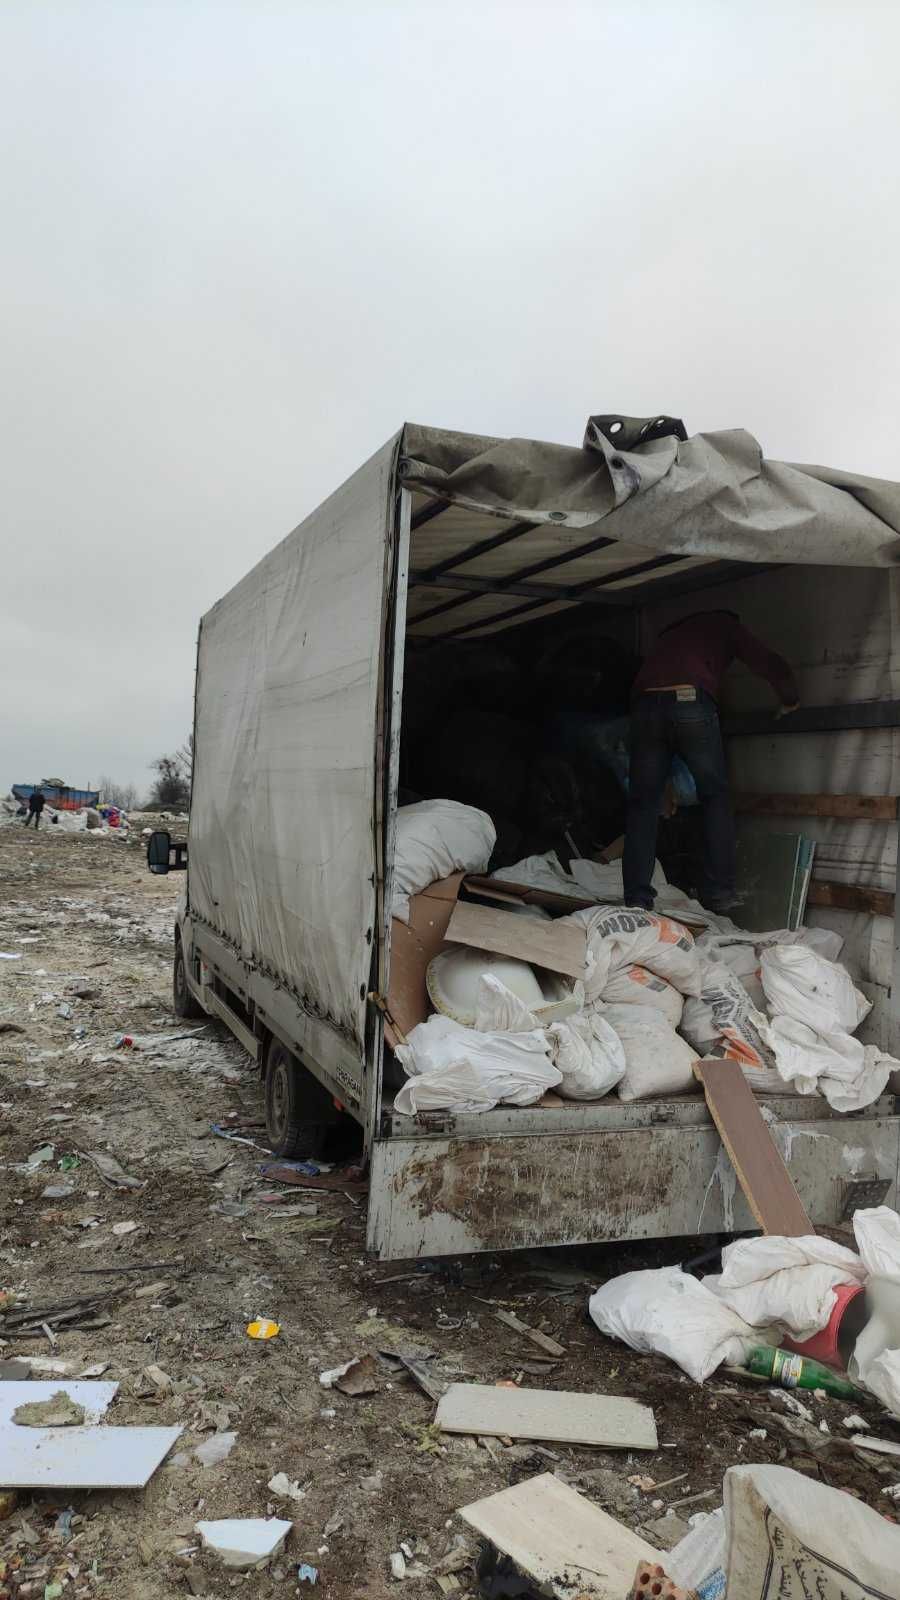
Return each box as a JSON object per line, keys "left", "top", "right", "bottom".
{"left": 386, "top": 872, "right": 464, "bottom": 1044}
{"left": 436, "top": 1382, "right": 656, "bottom": 1449}
{"left": 445, "top": 901, "right": 587, "bottom": 979}
{"left": 0, "top": 1424, "right": 182, "bottom": 1488}
{"left": 459, "top": 1472, "right": 661, "bottom": 1600}
{"left": 694, "top": 1058, "right": 814, "bottom": 1236}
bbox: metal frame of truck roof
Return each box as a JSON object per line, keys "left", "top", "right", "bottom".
{"left": 406, "top": 492, "right": 763, "bottom": 640}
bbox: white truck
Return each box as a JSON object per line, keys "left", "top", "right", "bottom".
{"left": 147, "top": 414, "right": 900, "bottom": 1258}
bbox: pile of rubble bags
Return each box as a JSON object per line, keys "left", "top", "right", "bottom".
{"left": 588, "top": 1205, "right": 900, "bottom": 1418}
{"left": 389, "top": 804, "right": 900, "bottom": 1117}
{"left": 0, "top": 795, "right": 131, "bottom": 836}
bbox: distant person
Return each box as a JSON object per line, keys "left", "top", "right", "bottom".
{"left": 24, "top": 789, "right": 46, "bottom": 829}
{"left": 624, "top": 611, "right": 799, "bottom": 913}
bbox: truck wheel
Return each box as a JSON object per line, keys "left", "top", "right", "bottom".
{"left": 265, "top": 1040, "right": 329, "bottom": 1160}
{"left": 173, "top": 941, "right": 204, "bottom": 1019}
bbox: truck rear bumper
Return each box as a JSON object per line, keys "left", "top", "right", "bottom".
{"left": 367, "top": 1098, "right": 900, "bottom": 1258}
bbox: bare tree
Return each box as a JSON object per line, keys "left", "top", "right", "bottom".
{"left": 147, "top": 754, "right": 190, "bottom": 811}
{"left": 97, "top": 776, "right": 140, "bottom": 810}
{"left": 175, "top": 734, "right": 194, "bottom": 786}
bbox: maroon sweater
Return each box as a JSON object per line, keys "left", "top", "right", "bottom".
{"left": 632, "top": 612, "right": 799, "bottom": 706}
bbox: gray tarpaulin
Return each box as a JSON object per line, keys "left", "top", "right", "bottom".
{"left": 400, "top": 417, "right": 900, "bottom": 567}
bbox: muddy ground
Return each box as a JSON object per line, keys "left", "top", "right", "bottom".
{"left": 1, "top": 826, "right": 898, "bottom": 1600}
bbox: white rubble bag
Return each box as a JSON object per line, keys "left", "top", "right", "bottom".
{"left": 393, "top": 1012, "right": 560, "bottom": 1115}
{"left": 760, "top": 942, "right": 871, "bottom": 1033}
{"left": 588, "top": 1266, "right": 756, "bottom": 1383}
{"left": 598, "top": 964, "right": 684, "bottom": 1027}
{"left": 849, "top": 1206, "right": 900, "bottom": 1419}
{"left": 722, "top": 1463, "right": 900, "bottom": 1600}
{"left": 546, "top": 1010, "right": 626, "bottom": 1100}
{"left": 602, "top": 1003, "right": 697, "bottom": 1100}
{"left": 705, "top": 1232, "right": 866, "bottom": 1340}
{"left": 764, "top": 1013, "right": 893, "bottom": 1113}
{"left": 391, "top": 800, "right": 496, "bottom": 922}
{"left": 566, "top": 905, "right": 702, "bottom": 998}
{"left": 475, "top": 974, "right": 624, "bottom": 1100}
{"left": 680, "top": 955, "right": 774, "bottom": 1069}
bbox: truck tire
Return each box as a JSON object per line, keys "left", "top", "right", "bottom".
{"left": 173, "top": 940, "right": 204, "bottom": 1019}
{"left": 265, "top": 1040, "right": 330, "bottom": 1160}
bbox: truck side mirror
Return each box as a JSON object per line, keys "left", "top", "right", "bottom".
{"left": 147, "top": 830, "right": 172, "bottom": 874}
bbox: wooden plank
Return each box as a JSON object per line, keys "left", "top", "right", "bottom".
{"left": 436, "top": 1382, "right": 657, "bottom": 1449}
{"left": 385, "top": 872, "right": 464, "bottom": 1045}
{"left": 736, "top": 792, "right": 897, "bottom": 821}
{"left": 807, "top": 881, "right": 894, "bottom": 917}
{"left": 493, "top": 1309, "right": 566, "bottom": 1357}
{"left": 694, "top": 1059, "right": 814, "bottom": 1236}
{"left": 459, "top": 1472, "right": 661, "bottom": 1600}
{"left": 445, "top": 901, "right": 587, "bottom": 979}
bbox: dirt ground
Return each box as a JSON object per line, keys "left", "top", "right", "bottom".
{"left": 1, "top": 826, "right": 899, "bottom": 1600}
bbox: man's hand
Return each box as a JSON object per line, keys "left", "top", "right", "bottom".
{"left": 775, "top": 702, "right": 800, "bottom": 720}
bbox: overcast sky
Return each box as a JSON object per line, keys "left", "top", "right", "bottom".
{"left": 3, "top": 2, "right": 899, "bottom": 795}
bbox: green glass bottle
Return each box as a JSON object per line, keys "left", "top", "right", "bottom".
{"left": 746, "top": 1344, "right": 863, "bottom": 1399}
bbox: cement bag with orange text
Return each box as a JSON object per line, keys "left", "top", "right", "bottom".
{"left": 566, "top": 904, "right": 702, "bottom": 999}
{"left": 602, "top": 1003, "right": 697, "bottom": 1100}
{"left": 680, "top": 955, "right": 774, "bottom": 1069}
{"left": 600, "top": 964, "right": 684, "bottom": 1027}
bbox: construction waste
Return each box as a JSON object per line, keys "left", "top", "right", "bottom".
{"left": 589, "top": 1204, "right": 900, "bottom": 1420}
{"left": 391, "top": 801, "right": 899, "bottom": 1117}
{"left": 0, "top": 796, "right": 133, "bottom": 839}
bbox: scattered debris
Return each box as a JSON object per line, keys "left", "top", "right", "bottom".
{"left": 143, "top": 1364, "right": 173, "bottom": 1391}
{"left": 268, "top": 1472, "right": 307, "bottom": 1503}
{"left": 194, "top": 1518, "right": 292, "bottom": 1570}
{"left": 297, "top": 1563, "right": 319, "bottom": 1585}
{"left": 246, "top": 1317, "right": 280, "bottom": 1340}
{"left": 194, "top": 1431, "right": 237, "bottom": 1467}
{"left": 493, "top": 1308, "right": 566, "bottom": 1358}
{"left": 80, "top": 1149, "right": 143, "bottom": 1190}
{"left": 849, "top": 1433, "right": 900, "bottom": 1458}
{"left": 333, "top": 1355, "right": 379, "bottom": 1397}
{"left": 12, "top": 1390, "right": 86, "bottom": 1428}
{"left": 320, "top": 1360, "right": 357, "bottom": 1389}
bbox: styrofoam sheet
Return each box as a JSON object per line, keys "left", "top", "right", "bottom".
{"left": 0, "top": 1425, "right": 182, "bottom": 1487}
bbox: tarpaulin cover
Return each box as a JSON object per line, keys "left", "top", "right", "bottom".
{"left": 400, "top": 417, "right": 900, "bottom": 566}
{"left": 188, "top": 435, "right": 401, "bottom": 1050}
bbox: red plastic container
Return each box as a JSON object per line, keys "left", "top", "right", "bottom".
{"left": 782, "top": 1281, "right": 866, "bottom": 1371}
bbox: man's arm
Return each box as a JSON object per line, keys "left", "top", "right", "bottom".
{"left": 733, "top": 624, "right": 799, "bottom": 705}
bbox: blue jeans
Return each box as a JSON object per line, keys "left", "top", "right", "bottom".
{"left": 623, "top": 690, "right": 734, "bottom": 909}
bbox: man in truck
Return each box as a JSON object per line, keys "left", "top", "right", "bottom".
{"left": 623, "top": 610, "right": 800, "bottom": 913}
